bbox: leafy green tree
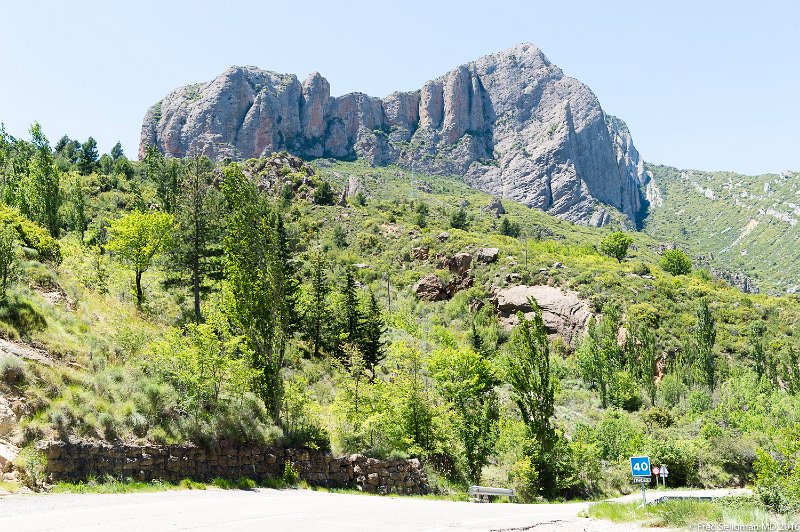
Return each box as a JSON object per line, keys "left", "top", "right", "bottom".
{"left": 626, "top": 319, "right": 658, "bottom": 405}
{"left": 504, "top": 301, "right": 558, "bottom": 495}
{"left": 144, "top": 145, "right": 180, "bottom": 213}
{"left": 0, "top": 224, "right": 16, "bottom": 301}
{"left": 63, "top": 174, "right": 87, "bottom": 242}
{"left": 107, "top": 210, "right": 174, "bottom": 307}
{"left": 25, "top": 123, "right": 61, "bottom": 236}
{"left": 77, "top": 137, "right": 99, "bottom": 175}
{"left": 221, "top": 163, "right": 298, "bottom": 423}
{"left": 110, "top": 142, "right": 124, "bottom": 161}
{"left": 449, "top": 207, "right": 468, "bottom": 229}
{"left": 660, "top": 249, "right": 692, "bottom": 275}
{"left": 498, "top": 216, "right": 521, "bottom": 238}
{"left": 54, "top": 135, "right": 81, "bottom": 171}
{"left": 578, "top": 303, "right": 622, "bottom": 408}
{"left": 172, "top": 155, "right": 224, "bottom": 322}
{"left": 413, "top": 201, "right": 428, "bottom": 228}
{"left": 430, "top": 347, "right": 499, "bottom": 484}
{"left": 600, "top": 231, "right": 634, "bottom": 263}
{"left": 750, "top": 321, "right": 767, "bottom": 381}
{"left": 694, "top": 298, "right": 717, "bottom": 390}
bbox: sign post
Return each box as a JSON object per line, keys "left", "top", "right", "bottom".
{"left": 630, "top": 456, "right": 651, "bottom": 506}
{"left": 660, "top": 464, "right": 668, "bottom": 488}
{"left": 652, "top": 466, "right": 660, "bottom": 488}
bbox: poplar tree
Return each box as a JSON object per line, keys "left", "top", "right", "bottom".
{"left": 695, "top": 299, "right": 717, "bottom": 390}
{"left": 222, "top": 163, "right": 298, "bottom": 423}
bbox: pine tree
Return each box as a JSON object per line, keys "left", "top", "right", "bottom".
{"left": 305, "top": 250, "right": 331, "bottom": 358}
{"left": 110, "top": 142, "right": 124, "bottom": 161}
{"left": 340, "top": 267, "right": 363, "bottom": 351}
{"left": 77, "top": 137, "right": 99, "bottom": 175}
{"left": 359, "top": 290, "right": 386, "bottom": 379}
{"left": 172, "top": 155, "right": 224, "bottom": 322}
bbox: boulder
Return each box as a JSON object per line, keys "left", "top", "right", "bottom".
{"left": 492, "top": 285, "right": 591, "bottom": 344}
{"left": 413, "top": 274, "right": 448, "bottom": 301}
{"left": 436, "top": 231, "right": 450, "bottom": 242}
{"left": 411, "top": 246, "right": 429, "bottom": 261}
{"left": 476, "top": 247, "right": 499, "bottom": 264}
{"left": 484, "top": 197, "right": 505, "bottom": 218}
{"left": 438, "top": 252, "right": 472, "bottom": 276}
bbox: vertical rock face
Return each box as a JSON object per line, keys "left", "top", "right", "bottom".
{"left": 140, "top": 43, "right": 651, "bottom": 226}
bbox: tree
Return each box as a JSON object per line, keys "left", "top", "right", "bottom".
{"left": 694, "top": 298, "right": 717, "bottom": 390}
{"left": 64, "top": 174, "right": 87, "bottom": 242}
{"left": 304, "top": 250, "right": 332, "bottom": 358}
{"left": 222, "top": 163, "right": 298, "bottom": 424}
{"left": 359, "top": 290, "right": 386, "bottom": 379}
{"left": 625, "top": 319, "right": 658, "bottom": 405}
{"left": 313, "top": 181, "right": 334, "bottom": 205}
{"left": 107, "top": 210, "right": 174, "bottom": 307}
{"left": 430, "top": 347, "right": 499, "bottom": 484}
{"left": 661, "top": 249, "right": 692, "bottom": 275}
{"left": 578, "top": 303, "right": 622, "bottom": 408}
{"left": 504, "top": 300, "right": 558, "bottom": 494}
{"left": 449, "top": 207, "right": 468, "bottom": 229}
{"left": 77, "top": 137, "right": 99, "bottom": 175}
{"left": 25, "top": 123, "right": 61, "bottom": 237}
{"left": 499, "top": 216, "right": 521, "bottom": 238}
{"left": 0, "top": 224, "right": 16, "bottom": 301}
{"left": 172, "top": 155, "right": 224, "bottom": 322}
{"left": 751, "top": 321, "right": 767, "bottom": 381}
{"left": 110, "top": 142, "right": 124, "bottom": 161}
{"left": 600, "top": 232, "right": 634, "bottom": 263}
{"left": 144, "top": 145, "right": 180, "bottom": 213}
{"left": 339, "top": 267, "right": 363, "bottom": 352}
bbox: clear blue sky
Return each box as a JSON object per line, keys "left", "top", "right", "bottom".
{"left": 1, "top": 0, "right": 797, "bottom": 174}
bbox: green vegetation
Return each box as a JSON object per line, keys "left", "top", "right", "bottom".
{"left": 0, "top": 125, "right": 799, "bottom": 516}
{"left": 599, "top": 231, "right": 633, "bottom": 263}
{"left": 644, "top": 164, "right": 800, "bottom": 293}
{"left": 660, "top": 248, "right": 692, "bottom": 275}
{"left": 588, "top": 497, "right": 786, "bottom": 529}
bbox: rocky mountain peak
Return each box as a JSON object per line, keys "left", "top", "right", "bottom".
{"left": 140, "top": 44, "right": 653, "bottom": 227}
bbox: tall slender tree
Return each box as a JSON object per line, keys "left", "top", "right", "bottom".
{"left": 695, "top": 299, "right": 717, "bottom": 390}
{"left": 222, "top": 163, "right": 298, "bottom": 423}
{"left": 359, "top": 290, "right": 386, "bottom": 379}
{"left": 304, "top": 250, "right": 331, "bottom": 358}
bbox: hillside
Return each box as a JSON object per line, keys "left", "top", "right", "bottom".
{"left": 0, "top": 124, "right": 798, "bottom": 515}
{"left": 644, "top": 164, "right": 800, "bottom": 294}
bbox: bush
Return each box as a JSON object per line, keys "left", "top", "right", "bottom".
{"left": 449, "top": 208, "right": 468, "bottom": 229}
{"left": 282, "top": 460, "right": 299, "bottom": 485}
{"left": 313, "top": 181, "right": 334, "bottom": 205}
{"left": 660, "top": 249, "right": 692, "bottom": 275}
{"left": 608, "top": 371, "right": 643, "bottom": 411}
{"left": 14, "top": 447, "right": 47, "bottom": 489}
{"left": 0, "top": 354, "right": 26, "bottom": 385}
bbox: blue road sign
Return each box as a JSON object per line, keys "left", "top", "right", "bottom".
{"left": 630, "top": 456, "right": 651, "bottom": 477}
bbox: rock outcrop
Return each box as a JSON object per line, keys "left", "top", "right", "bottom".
{"left": 141, "top": 44, "right": 650, "bottom": 226}
{"left": 413, "top": 274, "right": 448, "bottom": 301}
{"left": 491, "top": 285, "right": 591, "bottom": 344}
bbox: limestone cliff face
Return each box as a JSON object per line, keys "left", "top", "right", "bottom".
{"left": 140, "top": 43, "right": 651, "bottom": 226}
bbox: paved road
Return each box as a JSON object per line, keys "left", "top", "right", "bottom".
{"left": 0, "top": 488, "right": 626, "bottom": 532}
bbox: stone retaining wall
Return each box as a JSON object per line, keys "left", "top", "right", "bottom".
{"left": 38, "top": 441, "right": 428, "bottom": 495}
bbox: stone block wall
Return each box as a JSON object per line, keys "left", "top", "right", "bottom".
{"left": 38, "top": 441, "right": 428, "bottom": 495}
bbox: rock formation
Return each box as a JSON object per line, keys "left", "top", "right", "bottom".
{"left": 141, "top": 44, "right": 651, "bottom": 227}
{"left": 491, "top": 285, "right": 591, "bottom": 344}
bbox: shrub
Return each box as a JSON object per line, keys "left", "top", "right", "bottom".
{"left": 282, "top": 460, "right": 299, "bottom": 485}
{"left": 608, "top": 370, "right": 643, "bottom": 411}
{"left": 660, "top": 249, "right": 692, "bottom": 275}
{"left": 312, "top": 181, "right": 334, "bottom": 205}
{"left": 449, "top": 208, "right": 468, "bottom": 229}
{"left": 14, "top": 447, "right": 47, "bottom": 489}
{"left": 0, "top": 354, "right": 26, "bottom": 385}
{"left": 498, "top": 217, "right": 521, "bottom": 238}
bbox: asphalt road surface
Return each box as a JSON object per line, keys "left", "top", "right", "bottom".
{"left": 0, "top": 488, "right": 627, "bottom": 532}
